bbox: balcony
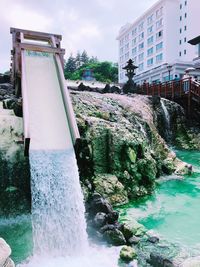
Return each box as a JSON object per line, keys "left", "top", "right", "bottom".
{"left": 193, "top": 57, "right": 200, "bottom": 68}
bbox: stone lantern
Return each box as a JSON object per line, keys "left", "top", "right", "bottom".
{"left": 122, "top": 59, "right": 138, "bottom": 94}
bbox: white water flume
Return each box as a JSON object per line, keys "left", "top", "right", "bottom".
{"left": 24, "top": 51, "right": 88, "bottom": 258}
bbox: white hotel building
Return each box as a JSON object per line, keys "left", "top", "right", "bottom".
{"left": 117, "top": 0, "right": 200, "bottom": 84}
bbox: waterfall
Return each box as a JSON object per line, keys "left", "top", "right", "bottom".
{"left": 160, "top": 99, "right": 171, "bottom": 141}
{"left": 30, "top": 149, "right": 88, "bottom": 257}
{"left": 137, "top": 121, "right": 146, "bottom": 137}
{"left": 19, "top": 51, "right": 119, "bottom": 267}
{"left": 22, "top": 51, "right": 88, "bottom": 258}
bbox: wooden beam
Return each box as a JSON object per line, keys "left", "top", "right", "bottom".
{"left": 17, "top": 43, "right": 65, "bottom": 54}
{"left": 10, "top": 27, "right": 62, "bottom": 41}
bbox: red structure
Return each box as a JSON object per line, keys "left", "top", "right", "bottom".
{"left": 138, "top": 78, "right": 200, "bottom": 118}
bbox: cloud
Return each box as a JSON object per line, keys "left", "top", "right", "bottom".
{"left": 0, "top": 0, "right": 158, "bottom": 72}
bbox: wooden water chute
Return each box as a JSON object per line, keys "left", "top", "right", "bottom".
{"left": 10, "top": 28, "right": 80, "bottom": 156}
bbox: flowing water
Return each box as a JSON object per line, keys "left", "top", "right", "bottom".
{"left": 119, "top": 150, "right": 200, "bottom": 257}
{"left": 0, "top": 51, "right": 121, "bottom": 267}
{"left": 160, "top": 99, "right": 172, "bottom": 141}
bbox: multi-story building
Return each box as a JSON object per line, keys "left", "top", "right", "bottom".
{"left": 117, "top": 0, "right": 200, "bottom": 84}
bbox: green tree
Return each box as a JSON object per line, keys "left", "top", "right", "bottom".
{"left": 64, "top": 51, "right": 118, "bottom": 83}
{"left": 75, "top": 51, "right": 82, "bottom": 69}
{"left": 64, "top": 54, "right": 76, "bottom": 79}
{"left": 81, "top": 50, "right": 89, "bottom": 65}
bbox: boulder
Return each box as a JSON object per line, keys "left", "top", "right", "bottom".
{"left": 0, "top": 238, "right": 11, "bottom": 266}
{"left": 93, "top": 174, "right": 128, "bottom": 206}
{"left": 147, "top": 253, "right": 174, "bottom": 267}
{"left": 0, "top": 238, "right": 14, "bottom": 267}
{"left": 13, "top": 99, "right": 23, "bottom": 117}
{"left": 106, "top": 211, "right": 119, "bottom": 224}
{"left": 120, "top": 219, "right": 146, "bottom": 237}
{"left": 128, "top": 236, "right": 140, "bottom": 245}
{"left": 148, "top": 236, "right": 159, "bottom": 244}
{"left": 120, "top": 246, "right": 137, "bottom": 262}
{"left": 93, "top": 212, "right": 107, "bottom": 228}
{"left": 0, "top": 102, "right": 30, "bottom": 215}
{"left": 103, "top": 228, "right": 126, "bottom": 246}
{"left": 87, "top": 193, "right": 114, "bottom": 215}
{"left": 2, "top": 258, "right": 15, "bottom": 267}
{"left": 122, "top": 223, "right": 134, "bottom": 240}
{"left": 2, "top": 99, "right": 16, "bottom": 110}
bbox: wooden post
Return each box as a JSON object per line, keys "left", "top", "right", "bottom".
{"left": 165, "top": 82, "right": 167, "bottom": 98}
{"left": 187, "top": 78, "right": 192, "bottom": 116}
{"left": 172, "top": 81, "right": 174, "bottom": 100}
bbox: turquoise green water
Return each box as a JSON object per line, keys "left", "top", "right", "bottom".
{"left": 1, "top": 150, "right": 200, "bottom": 264}
{"left": 0, "top": 215, "right": 33, "bottom": 263}
{"left": 119, "top": 150, "right": 200, "bottom": 251}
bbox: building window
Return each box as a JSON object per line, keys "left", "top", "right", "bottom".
{"left": 184, "top": 49, "right": 186, "bottom": 55}
{"left": 138, "top": 42, "right": 144, "bottom": 50}
{"left": 132, "top": 47, "right": 137, "bottom": 55}
{"left": 147, "top": 47, "right": 153, "bottom": 56}
{"left": 147, "top": 25, "right": 153, "bottom": 35}
{"left": 156, "top": 7, "right": 163, "bottom": 18}
{"left": 180, "top": 28, "right": 182, "bottom": 34}
{"left": 147, "top": 14, "right": 153, "bottom": 25}
{"left": 125, "top": 34, "right": 129, "bottom": 42}
{"left": 132, "top": 28, "right": 137, "bottom": 36}
{"left": 147, "top": 36, "right": 154, "bottom": 45}
{"left": 132, "top": 37, "right": 137, "bottom": 46}
{"left": 180, "top": 16, "right": 182, "bottom": 21}
{"left": 184, "top": 37, "right": 187, "bottom": 42}
{"left": 125, "top": 43, "right": 129, "bottom": 50}
{"left": 156, "top": 30, "right": 163, "bottom": 39}
{"left": 139, "top": 32, "right": 144, "bottom": 41}
{"left": 185, "top": 13, "right": 187, "bottom": 18}
{"left": 120, "top": 39, "right": 124, "bottom": 46}
{"left": 179, "top": 51, "right": 181, "bottom": 57}
{"left": 184, "top": 25, "right": 187, "bottom": 31}
{"left": 156, "top": 42, "right": 163, "bottom": 51}
{"left": 138, "top": 63, "right": 144, "bottom": 71}
{"left": 120, "top": 56, "right": 124, "bottom": 63}
{"left": 179, "top": 40, "right": 182, "bottom": 45}
{"left": 125, "top": 52, "right": 129, "bottom": 60}
{"left": 133, "top": 56, "right": 137, "bottom": 63}
{"left": 120, "top": 47, "right": 123, "bottom": 55}
{"left": 180, "top": 4, "right": 182, "bottom": 9}
{"left": 156, "top": 53, "right": 163, "bottom": 63}
{"left": 185, "top": 1, "right": 187, "bottom": 6}
{"left": 138, "top": 22, "right": 144, "bottom": 31}
{"left": 147, "top": 58, "right": 153, "bottom": 66}
{"left": 138, "top": 52, "right": 144, "bottom": 61}
{"left": 156, "top": 18, "right": 163, "bottom": 29}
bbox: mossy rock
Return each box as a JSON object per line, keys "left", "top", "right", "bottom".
{"left": 93, "top": 174, "right": 128, "bottom": 206}
{"left": 120, "top": 245, "right": 137, "bottom": 262}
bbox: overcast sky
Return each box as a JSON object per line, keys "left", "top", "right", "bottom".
{"left": 0, "top": 0, "right": 158, "bottom": 72}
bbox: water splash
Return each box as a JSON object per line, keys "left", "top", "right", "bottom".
{"left": 160, "top": 99, "right": 171, "bottom": 141}
{"left": 30, "top": 149, "right": 88, "bottom": 257}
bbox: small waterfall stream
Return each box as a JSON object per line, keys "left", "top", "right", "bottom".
{"left": 160, "top": 99, "right": 172, "bottom": 141}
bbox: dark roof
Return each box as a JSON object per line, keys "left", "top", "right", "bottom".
{"left": 188, "top": 36, "right": 200, "bottom": 45}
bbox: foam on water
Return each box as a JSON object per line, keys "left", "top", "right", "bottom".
{"left": 19, "top": 245, "right": 121, "bottom": 267}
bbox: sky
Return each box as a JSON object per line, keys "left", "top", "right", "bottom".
{"left": 0, "top": 0, "right": 158, "bottom": 72}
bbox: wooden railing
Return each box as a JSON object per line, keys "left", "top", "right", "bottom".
{"left": 137, "top": 78, "right": 200, "bottom": 115}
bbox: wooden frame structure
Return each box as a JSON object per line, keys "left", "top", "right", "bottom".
{"left": 10, "top": 28, "right": 80, "bottom": 156}
{"left": 10, "top": 27, "right": 65, "bottom": 96}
